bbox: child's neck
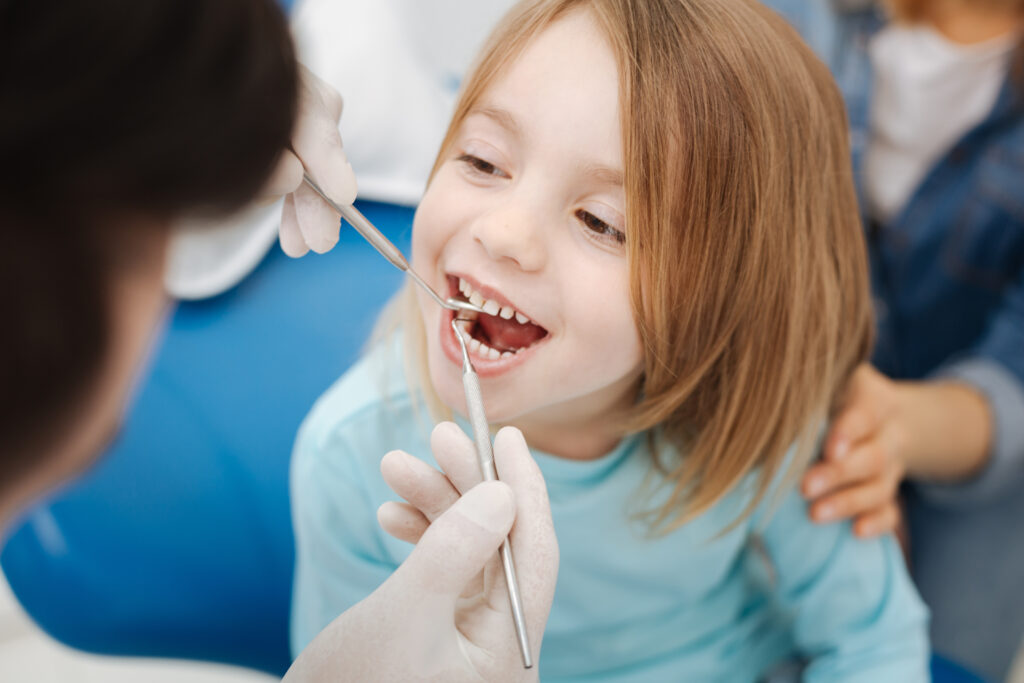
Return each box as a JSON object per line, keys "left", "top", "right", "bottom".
{"left": 520, "top": 423, "right": 622, "bottom": 462}
{"left": 514, "top": 417, "right": 628, "bottom": 461}
{"left": 919, "top": 1, "right": 1022, "bottom": 44}
{"left": 502, "top": 371, "right": 643, "bottom": 461}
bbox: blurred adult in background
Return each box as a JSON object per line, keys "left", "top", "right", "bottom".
{"left": 762, "top": 0, "right": 1024, "bottom": 679}
{"left": 0, "top": 1, "right": 555, "bottom": 680}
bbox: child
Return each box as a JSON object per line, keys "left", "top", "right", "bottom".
{"left": 290, "top": 0, "right": 930, "bottom": 680}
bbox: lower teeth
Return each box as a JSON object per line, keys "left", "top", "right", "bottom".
{"left": 469, "top": 336, "right": 516, "bottom": 359}
{"left": 459, "top": 322, "right": 521, "bottom": 359}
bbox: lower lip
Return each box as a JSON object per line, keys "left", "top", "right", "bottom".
{"left": 439, "top": 308, "right": 548, "bottom": 378}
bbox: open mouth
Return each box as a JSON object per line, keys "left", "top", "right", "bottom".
{"left": 447, "top": 275, "right": 549, "bottom": 359}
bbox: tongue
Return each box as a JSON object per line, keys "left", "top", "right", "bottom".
{"left": 477, "top": 314, "right": 547, "bottom": 351}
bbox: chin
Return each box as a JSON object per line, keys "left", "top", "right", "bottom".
{"left": 426, "top": 344, "right": 467, "bottom": 415}
{"left": 425, "top": 342, "right": 532, "bottom": 425}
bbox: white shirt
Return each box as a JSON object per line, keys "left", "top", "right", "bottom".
{"left": 865, "top": 24, "right": 1016, "bottom": 222}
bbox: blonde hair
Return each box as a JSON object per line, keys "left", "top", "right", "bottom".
{"left": 385, "top": 0, "right": 873, "bottom": 531}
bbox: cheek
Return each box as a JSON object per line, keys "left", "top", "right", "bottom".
{"left": 429, "top": 355, "right": 464, "bottom": 410}
{"left": 569, "top": 259, "right": 635, "bottom": 331}
{"left": 411, "top": 173, "right": 464, "bottom": 272}
{"left": 563, "top": 258, "right": 642, "bottom": 369}
{"left": 410, "top": 206, "right": 438, "bottom": 272}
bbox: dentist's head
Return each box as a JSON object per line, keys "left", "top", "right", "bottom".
{"left": 0, "top": 0, "right": 299, "bottom": 527}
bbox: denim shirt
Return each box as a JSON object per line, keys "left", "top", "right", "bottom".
{"left": 763, "top": 0, "right": 1024, "bottom": 506}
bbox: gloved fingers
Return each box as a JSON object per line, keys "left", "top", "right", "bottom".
{"left": 391, "top": 480, "right": 515, "bottom": 601}
{"left": 279, "top": 194, "right": 310, "bottom": 257}
{"left": 262, "top": 149, "right": 305, "bottom": 198}
{"left": 431, "top": 421, "right": 485, "bottom": 494}
{"left": 377, "top": 501, "right": 430, "bottom": 544}
{"left": 292, "top": 181, "right": 342, "bottom": 254}
{"left": 492, "top": 426, "right": 559, "bottom": 640}
{"left": 430, "top": 420, "right": 558, "bottom": 639}
{"left": 494, "top": 427, "right": 555, "bottom": 553}
{"left": 292, "top": 66, "right": 357, "bottom": 206}
{"left": 380, "top": 447, "right": 492, "bottom": 600}
{"left": 380, "top": 450, "right": 461, "bottom": 521}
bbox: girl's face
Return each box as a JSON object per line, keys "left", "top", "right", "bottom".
{"left": 412, "top": 9, "right": 643, "bottom": 459}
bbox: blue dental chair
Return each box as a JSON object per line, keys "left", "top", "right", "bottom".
{"left": 0, "top": 197, "right": 992, "bottom": 682}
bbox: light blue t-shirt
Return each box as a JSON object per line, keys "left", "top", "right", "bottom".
{"left": 290, "top": 340, "right": 929, "bottom": 681}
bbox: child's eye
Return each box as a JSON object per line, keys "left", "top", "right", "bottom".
{"left": 576, "top": 209, "right": 625, "bottom": 245}
{"left": 457, "top": 154, "right": 509, "bottom": 179}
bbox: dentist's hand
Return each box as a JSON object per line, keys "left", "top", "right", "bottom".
{"left": 284, "top": 423, "right": 558, "bottom": 683}
{"left": 264, "top": 66, "right": 357, "bottom": 257}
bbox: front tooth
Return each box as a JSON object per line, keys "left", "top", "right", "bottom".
{"left": 515, "top": 312, "right": 530, "bottom": 324}
{"left": 469, "top": 291, "right": 484, "bottom": 307}
{"left": 482, "top": 299, "right": 501, "bottom": 316}
{"left": 499, "top": 306, "right": 515, "bottom": 320}
{"left": 475, "top": 341, "right": 495, "bottom": 358}
{"left": 501, "top": 351, "right": 514, "bottom": 359}
{"left": 487, "top": 347, "right": 501, "bottom": 360}
{"left": 469, "top": 338, "right": 482, "bottom": 353}
{"left": 459, "top": 278, "right": 470, "bottom": 295}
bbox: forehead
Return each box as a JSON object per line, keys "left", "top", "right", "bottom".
{"left": 466, "top": 9, "right": 622, "bottom": 167}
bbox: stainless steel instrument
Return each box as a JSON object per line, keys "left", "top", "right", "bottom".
{"left": 302, "top": 172, "right": 484, "bottom": 315}
{"left": 451, "top": 319, "right": 533, "bottom": 669}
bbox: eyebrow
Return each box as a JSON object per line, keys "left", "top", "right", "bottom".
{"left": 580, "top": 162, "right": 624, "bottom": 188}
{"left": 467, "top": 105, "right": 522, "bottom": 136}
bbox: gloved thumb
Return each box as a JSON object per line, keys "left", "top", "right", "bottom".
{"left": 392, "top": 480, "right": 515, "bottom": 600}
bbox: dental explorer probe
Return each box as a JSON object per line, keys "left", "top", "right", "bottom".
{"left": 451, "top": 319, "right": 534, "bottom": 670}
{"left": 301, "top": 172, "right": 485, "bottom": 316}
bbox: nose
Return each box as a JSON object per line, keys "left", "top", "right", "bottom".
{"left": 470, "top": 202, "right": 547, "bottom": 272}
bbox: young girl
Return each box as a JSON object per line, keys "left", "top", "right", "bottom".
{"left": 290, "top": 0, "right": 930, "bottom": 679}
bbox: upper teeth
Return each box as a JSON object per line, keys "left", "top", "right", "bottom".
{"left": 459, "top": 278, "right": 530, "bottom": 324}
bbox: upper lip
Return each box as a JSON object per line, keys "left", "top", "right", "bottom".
{"left": 447, "top": 272, "right": 541, "bottom": 326}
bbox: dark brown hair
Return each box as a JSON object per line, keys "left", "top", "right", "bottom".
{"left": 0, "top": 0, "right": 299, "bottom": 482}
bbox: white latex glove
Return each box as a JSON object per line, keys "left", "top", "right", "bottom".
{"left": 264, "top": 65, "right": 358, "bottom": 257}
{"left": 283, "top": 423, "right": 558, "bottom": 682}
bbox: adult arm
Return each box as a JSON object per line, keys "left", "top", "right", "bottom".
{"left": 916, "top": 267, "right": 1024, "bottom": 504}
